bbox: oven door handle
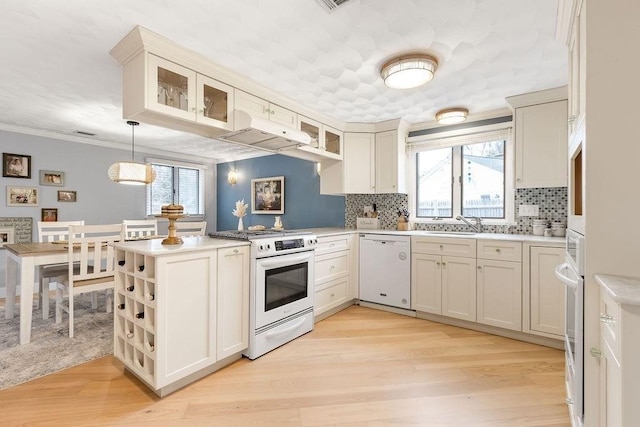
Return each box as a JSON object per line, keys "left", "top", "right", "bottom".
{"left": 555, "top": 263, "right": 578, "bottom": 289}
{"left": 265, "top": 316, "right": 308, "bottom": 340}
{"left": 259, "top": 253, "right": 311, "bottom": 269}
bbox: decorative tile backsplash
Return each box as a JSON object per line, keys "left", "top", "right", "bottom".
{"left": 345, "top": 187, "right": 567, "bottom": 234}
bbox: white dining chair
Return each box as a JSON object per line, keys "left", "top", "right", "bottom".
{"left": 122, "top": 219, "right": 158, "bottom": 240}
{"left": 175, "top": 221, "right": 207, "bottom": 237}
{"left": 55, "top": 223, "right": 122, "bottom": 337}
{"left": 36, "top": 220, "right": 85, "bottom": 319}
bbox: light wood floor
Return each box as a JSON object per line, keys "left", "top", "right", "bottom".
{"left": 0, "top": 306, "right": 569, "bottom": 426}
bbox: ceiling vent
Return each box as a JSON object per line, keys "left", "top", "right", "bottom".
{"left": 73, "top": 130, "right": 97, "bottom": 137}
{"left": 315, "top": 0, "right": 354, "bottom": 12}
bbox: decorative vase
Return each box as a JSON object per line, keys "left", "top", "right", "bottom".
{"left": 237, "top": 217, "right": 244, "bottom": 231}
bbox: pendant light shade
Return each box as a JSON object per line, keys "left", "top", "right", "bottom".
{"left": 381, "top": 54, "right": 438, "bottom": 89}
{"left": 108, "top": 121, "right": 155, "bottom": 185}
{"left": 435, "top": 107, "right": 469, "bottom": 125}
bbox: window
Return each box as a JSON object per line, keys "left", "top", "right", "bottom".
{"left": 146, "top": 160, "right": 205, "bottom": 216}
{"left": 411, "top": 127, "right": 513, "bottom": 223}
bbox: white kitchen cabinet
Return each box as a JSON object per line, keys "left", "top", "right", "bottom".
{"left": 120, "top": 53, "right": 234, "bottom": 135}
{"left": 216, "top": 245, "right": 250, "bottom": 360}
{"left": 595, "top": 275, "right": 640, "bottom": 427}
{"left": 526, "top": 245, "right": 565, "bottom": 338}
{"left": 375, "top": 130, "right": 407, "bottom": 193}
{"left": 411, "top": 237, "right": 477, "bottom": 322}
{"left": 113, "top": 241, "right": 249, "bottom": 396}
{"left": 513, "top": 100, "right": 568, "bottom": 188}
{"left": 342, "top": 132, "right": 375, "bottom": 193}
{"left": 321, "top": 125, "right": 408, "bottom": 195}
{"left": 314, "top": 234, "right": 354, "bottom": 317}
{"left": 476, "top": 240, "right": 522, "bottom": 331}
{"left": 298, "top": 115, "right": 343, "bottom": 160}
{"left": 563, "top": 0, "right": 586, "bottom": 140}
{"left": 234, "top": 90, "right": 297, "bottom": 128}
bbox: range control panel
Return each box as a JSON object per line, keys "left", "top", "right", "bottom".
{"left": 253, "top": 235, "right": 317, "bottom": 258}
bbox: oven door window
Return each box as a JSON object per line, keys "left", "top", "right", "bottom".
{"left": 264, "top": 262, "right": 308, "bottom": 312}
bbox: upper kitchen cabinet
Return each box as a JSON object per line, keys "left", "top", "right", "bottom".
{"left": 557, "top": 0, "right": 585, "bottom": 140}
{"left": 116, "top": 52, "right": 234, "bottom": 137}
{"left": 507, "top": 88, "right": 568, "bottom": 188}
{"left": 235, "top": 90, "right": 297, "bottom": 129}
{"left": 320, "top": 121, "right": 408, "bottom": 195}
{"left": 375, "top": 129, "right": 407, "bottom": 193}
{"left": 297, "top": 116, "right": 343, "bottom": 161}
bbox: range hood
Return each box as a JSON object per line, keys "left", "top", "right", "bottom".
{"left": 218, "top": 110, "right": 311, "bottom": 151}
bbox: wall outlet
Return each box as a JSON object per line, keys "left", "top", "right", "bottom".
{"left": 519, "top": 204, "right": 539, "bottom": 217}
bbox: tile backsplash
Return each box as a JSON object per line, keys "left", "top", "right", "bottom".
{"left": 345, "top": 187, "right": 567, "bottom": 234}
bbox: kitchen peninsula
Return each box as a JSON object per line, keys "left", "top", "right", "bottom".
{"left": 111, "top": 236, "right": 250, "bottom": 396}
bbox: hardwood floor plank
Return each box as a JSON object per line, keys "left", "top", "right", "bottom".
{"left": 0, "top": 306, "right": 569, "bottom": 426}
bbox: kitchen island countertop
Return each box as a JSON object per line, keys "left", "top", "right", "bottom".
{"left": 111, "top": 236, "right": 250, "bottom": 256}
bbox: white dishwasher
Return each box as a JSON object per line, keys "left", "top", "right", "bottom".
{"left": 359, "top": 234, "right": 411, "bottom": 309}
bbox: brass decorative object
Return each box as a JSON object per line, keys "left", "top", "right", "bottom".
{"left": 156, "top": 214, "right": 185, "bottom": 245}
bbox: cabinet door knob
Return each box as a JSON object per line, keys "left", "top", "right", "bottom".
{"left": 600, "top": 314, "right": 615, "bottom": 324}
{"left": 233, "top": 249, "right": 239, "bottom": 254}
{"left": 441, "top": 262, "right": 446, "bottom": 267}
{"left": 439, "top": 244, "right": 443, "bottom": 250}
{"left": 496, "top": 248, "right": 501, "bottom": 253}
{"left": 477, "top": 265, "right": 482, "bottom": 271}
{"left": 436, "top": 261, "right": 441, "bottom": 266}
{"left": 589, "top": 347, "right": 602, "bottom": 359}
{"left": 516, "top": 178, "right": 522, "bottom": 183}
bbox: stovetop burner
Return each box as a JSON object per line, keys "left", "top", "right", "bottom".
{"left": 208, "top": 229, "right": 312, "bottom": 241}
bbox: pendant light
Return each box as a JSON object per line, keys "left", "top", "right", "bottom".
{"left": 380, "top": 54, "right": 438, "bottom": 89}
{"left": 108, "top": 121, "right": 156, "bottom": 185}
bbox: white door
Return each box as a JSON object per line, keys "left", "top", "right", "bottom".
{"left": 343, "top": 133, "right": 375, "bottom": 193}
{"left": 441, "top": 256, "right": 477, "bottom": 321}
{"left": 411, "top": 253, "right": 442, "bottom": 314}
{"left": 217, "top": 246, "right": 249, "bottom": 359}
{"left": 530, "top": 246, "right": 565, "bottom": 336}
{"left": 477, "top": 259, "right": 522, "bottom": 331}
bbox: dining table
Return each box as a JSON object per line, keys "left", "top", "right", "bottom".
{"left": 4, "top": 242, "right": 78, "bottom": 344}
{"left": 4, "top": 236, "right": 166, "bottom": 344}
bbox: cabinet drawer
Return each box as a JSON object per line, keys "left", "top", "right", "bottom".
{"left": 315, "top": 277, "right": 349, "bottom": 315}
{"left": 600, "top": 289, "right": 621, "bottom": 362}
{"left": 315, "top": 251, "right": 349, "bottom": 284}
{"left": 411, "top": 236, "right": 476, "bottom": 258}
{"left": 316, "top": 234, "right": 351, "bottom": 255}
{"left": 477, "top": 240, "right": 522, "bottom": 262}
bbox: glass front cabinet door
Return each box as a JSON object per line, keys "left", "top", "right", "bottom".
{"left": 298, "top": 116, "right": 343, "bottom": 160}
{"left": 148, "top": 54, "right": 234, "bottom": 131}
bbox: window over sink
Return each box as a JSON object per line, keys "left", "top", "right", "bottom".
{"left": 146, "top": 159, "right": 205, "bottom": 216}
{"left": 409, "top": 125, "right": 514, "bottom": 224}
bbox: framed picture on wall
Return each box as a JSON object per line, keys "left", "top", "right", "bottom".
{"left": 6, "top": 186, "right": 38, "bottom": 206}
{"left": 39, "top": 170, "right": 65, "bottom": 186}
{"left": 2, "top": 153, "right": 32, "bottom": 179}
{"left": 0, "top": 227, "right": 15, "bottom": 247}
{"left": 57, "top": 190, "right": 76, "bottom": 202}
{"left": 251, "top": 176, "right": 284, "bottom": 214}
{"left": 41, "top": 208, "right": 58, "bottom": 222}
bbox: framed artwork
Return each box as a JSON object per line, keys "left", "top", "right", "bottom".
{"left": 7, "top": 186, "right": 38, "bottom": 206}
{"left": 251, "top": 176, "right": 284, "bottom": 214}
{"left": 39, "top": 170, "right": 65, "bottom": 186}
{"left": 57, "top": 190, "right": 77, "bottom": 202}
{"left": 2, "top": 153, "right": 32, "bottom": 179}
{"left": 41, "top": 208, "right": 58, "bottom": 222}
{"left": 0, "top": 227, "right": 15, "bottom": 247}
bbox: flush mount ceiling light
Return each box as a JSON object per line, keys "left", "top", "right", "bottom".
{"left": 108, "top": 121, "right": 156, "bottom": 185}
{"left": 380, "top": 54, "right": 438, "bottom": 89}
{"left": 435, "top": 108, "right": 469, "bottom": 125}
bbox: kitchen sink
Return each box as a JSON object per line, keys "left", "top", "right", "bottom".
{"left": 422, "top": 231, "right": 477, "bottom": 236}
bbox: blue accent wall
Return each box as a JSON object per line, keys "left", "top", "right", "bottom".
{"left": 216, "top": 155, "right": 345, "bottom": 231}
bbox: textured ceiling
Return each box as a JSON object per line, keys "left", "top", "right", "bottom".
{"left": 0, "top": 0, "right": 566, "bottom": 161}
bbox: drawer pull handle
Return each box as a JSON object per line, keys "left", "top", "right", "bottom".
{"left": 439, "top": 244, "right": 443, "bottom": 250}
{"left": 330, "top": 265, "right": 335, "bottom": 270}
{"left": 600, "top": 314, "right": 615, "bottom": 324}
{"left": 330, "top": 293, "right": 335, "bottom": 297}
{"left": 589, "top": 347, "right": 602, "bottom": 359}
{"left": 496, "top": 248, "right": 501, "bottom": 253}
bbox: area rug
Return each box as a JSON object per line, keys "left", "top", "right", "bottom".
{"left": 0, "top": 293, "right": 113, "bottom": 390}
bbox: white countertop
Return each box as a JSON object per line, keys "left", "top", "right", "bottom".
{"left": 111, "top": 236, "right": 250, "bottom": 256}
{"left": 595, "top": 274, "right": 640, "bottom": 306}
{"left": 298, "top": 227, "right": 565, "bottom": 244}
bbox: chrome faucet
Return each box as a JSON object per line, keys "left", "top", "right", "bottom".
{"left": 456, "top": 215, "right": 482, "bottom": 233}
